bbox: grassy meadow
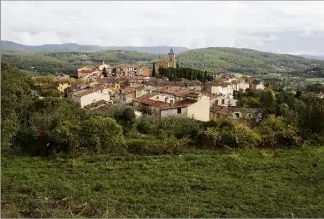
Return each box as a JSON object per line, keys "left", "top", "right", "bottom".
{"left": 2, "top": 147, "right": 324, "bottom": 218}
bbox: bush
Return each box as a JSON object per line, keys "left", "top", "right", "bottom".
{"left": 80, "top": 116, "right": 126, "bottom": 154}
{"left": 257, "top": 115, "right": 302, "bottom": 148}
{"left": 233, "top": 123, "right": 261, "bottom": 148}
{"left": 127, "top": 137, "right": 190, "bottom": 155}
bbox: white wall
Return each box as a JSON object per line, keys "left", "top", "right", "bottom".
{"left": 211, "top": 86, "right": 222, "bottom": 95}
{"left": 161, "top": 107, "right": 188, "bottom": 118}
{"left": 256, "top": 83, "right": 265, "bottom": 90}
{"left": 186, "top": 95, "right": 210, "bottom": 121}
{"left": 79, "top": 92, "right": 110, "bottom": 108}
{"left": 215, "top": 96, "right": 237, "bottom": 107}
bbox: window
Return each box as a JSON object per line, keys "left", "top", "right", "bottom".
{"left": 222, "top": 99, "right": 225, "bottom": 104}
{"left": 177, "top": 108, "right": 182, "bottom": 114}
{"left": 234, "top": 112, "right": 240, "bottom": 119}
{"left": 247, "top": 113, "right": 252, "bottom": 119}
{"left": 216, "top": 100, "right": 219, "bottom": 105}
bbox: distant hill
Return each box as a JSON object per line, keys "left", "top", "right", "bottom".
{"left": 1, "top": 40, "right": 189, "bottom": 54}
{"left": 177, "top": 47, "right": 324, "bottom": 76}
{"left": 299, "top": 54, "right": 324, "bottom": 61}
{"left": 2, "top": 46, "right": 324, "bottom": 77}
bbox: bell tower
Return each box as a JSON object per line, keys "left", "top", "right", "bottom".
{"left": 168, "top": 48, "right": 176, "bottom": 68}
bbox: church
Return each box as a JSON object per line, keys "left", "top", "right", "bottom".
{"left": 154, "top": 48, "right": 176, "bottom": 74}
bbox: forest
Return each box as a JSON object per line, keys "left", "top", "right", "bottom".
{"left": 2, "top": 47, "right": 324, "bottom": 77}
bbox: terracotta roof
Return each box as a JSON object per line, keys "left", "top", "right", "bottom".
{"left": 123, "top": 87, "right": 136, "bottom": 93}
{"left": 161, "top": 86, "right": 192, "bottom": 97}
{"left": 160, "top": 99, "right": 196, "bottom": 110}
{"left": 71, "top": 86, "right": 103, "bottom": 97}
{"left": 133, "top": 94, "right": 170, "bottom": 108}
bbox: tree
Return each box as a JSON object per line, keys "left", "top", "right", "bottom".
{"left": 152, "top": 62, "right": 156, "bottom": 77}
{"left": 1, "top": 64, "right": 33, "bottom": 149}
{"left": 80, "top": 116, "right": 125, "bottom": 154}
{"left": 260, "top": 88, "right": 276, "bottom": 115}
{"left": 176, "top": 62, "right": 180, "bottom": 68}
{"left": 102, "top": 67, "right": 108, "bottom": 77}
{"left": 113, "top": 107, "right": 136, "bottom": 134}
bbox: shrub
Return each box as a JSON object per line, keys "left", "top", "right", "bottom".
{"left": 80, "top": 116, "right": 125, "bottom": 154}
{"left": 257, "top": 115, "right": 302, "bottom": 148}
{"left": 127, "top": 137, "right": 190, "bottom": 155}
{"left": 233, "top": 123, "right": 261, "bottom": 148}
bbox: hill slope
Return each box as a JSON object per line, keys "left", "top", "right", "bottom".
{"left": 1, "top": 40, "right": 189, "bottom": 54}
{"left": 2, "top": 47, "right": 324, "bottom": 76}
{"left": 177, "top": 47, "right": 324, "bottom": 76}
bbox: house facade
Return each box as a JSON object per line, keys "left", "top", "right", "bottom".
{"left": 70, "top": 88, "right": 111, "bottom": 108}
{"left": 133, "top": 88, "right": 210, "bottom": 121}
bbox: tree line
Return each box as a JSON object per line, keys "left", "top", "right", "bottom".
{"left": 152, "top": 63, "right": 214, "bottom": 82}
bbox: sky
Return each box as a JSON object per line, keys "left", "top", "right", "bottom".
{"left": 2, "top": 1, "right": 324, "bottom": 55}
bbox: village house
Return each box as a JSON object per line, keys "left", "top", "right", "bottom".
{"left": 76, "top": 66, "right": 99, "bottom": 78}
{"left": 250, "top": 79, "right": 265, "bottom": 90}
{"left": 98, "top": 61, "right": 110, "bottom": 71}
{"left": 69, "top": 87, "right": 111, "bottom": 108}
{"left": 214, "top": 96, "right": 238, "bottom": 107}
{"left": 210, "top": 105, "right": 262, "bottom": 122}
{"left": 133, "top": 87, "right": 210, "bottom": 121}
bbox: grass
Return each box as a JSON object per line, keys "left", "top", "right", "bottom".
{"left": 2, "top": 147, "right": 324, "bottom": 218}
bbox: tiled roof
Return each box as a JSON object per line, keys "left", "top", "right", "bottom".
{"left": 134, "top": 94, "right": 170, "bottom": 108}
{"left": 160, "top": 99, "right": 196, "bottom": 110}
{"left": 161, "top": 86, "right": 192, "bottom": 97}
{"left": 71, "top": 86, "right": 103, "bottom": 97}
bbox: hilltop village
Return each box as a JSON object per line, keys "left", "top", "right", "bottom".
{"left": 33, "top": 48, "right": 265, "bottom": 122}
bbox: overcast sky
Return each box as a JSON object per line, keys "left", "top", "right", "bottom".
{"left": 2, "top": 1, "right": 324, "bottom": 55}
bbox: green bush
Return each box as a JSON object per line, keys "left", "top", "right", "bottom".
{"left": 233, "top": 123, "right": 261, "bottom": 148}
{"left": 80, "top": 116, "right": 125, "bottom": 154}
{"left": 127, "top": 137, "right": 190, "bottom": 155}
{"left": 257, "top": 115, "right": 302, "bottom": 148}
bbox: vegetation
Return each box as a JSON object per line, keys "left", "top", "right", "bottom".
{"left": 2, "top": 47, "right": 324, "bottom": 78}
{"left": 2, "top": 63, "right": 324, "bottom": 217}
{"left": 2, "top": 147, "right": 324, "bottom": 217}
{"left": 177, "top": 47, "right": 324, "bottom": 77}
{"left": 158, "top": 66, "right": 212, "bottom": 82}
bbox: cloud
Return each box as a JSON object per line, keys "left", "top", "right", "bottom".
{"left": 1, "top": 1, "right": 324, "bottom": 55}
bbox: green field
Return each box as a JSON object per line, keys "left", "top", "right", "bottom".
{"left": 2, "top": 147, "right": 324, "bottom": 218}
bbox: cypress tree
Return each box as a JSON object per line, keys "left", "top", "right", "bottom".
{"left": 152, "top": 62, "right": 156, "bottom": 77}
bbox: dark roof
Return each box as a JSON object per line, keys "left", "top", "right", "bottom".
{"left": 160, "top": 99, "right": 196, "bottom": 110}
{"left": 210, "top": 106, "right": 229, "bottom": 115}
{"left": 133, "top": 94, "right": 170, "bottom": 108}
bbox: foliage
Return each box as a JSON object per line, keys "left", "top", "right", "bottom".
{"left": 232, "top": 123, "right": 261, "bottom": 148}
{"left": 80, "top": 116, "right": 125, "bottom": 154}
{"left": 257, "top": 115, "right": 302, "bottom": 148}
{"left": 4, "top": 147, "right": 324, "bottom": 217}
{"left": 1, "top": 64, "right": 33, "bottom": 149}
{"left": 102, "top": 67, "right": 108, "bottom": 77}
{"left": 4, "top": 48, "right": 324, "bottom": 78}
{"left": 158, "top": 66, "right": 213, "bottom": 82}
{"left": 126, "top": 137, "right": 190, "bottom": 155}
{"left": 112, "top": 107, "right": 136, "bottom": 135}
